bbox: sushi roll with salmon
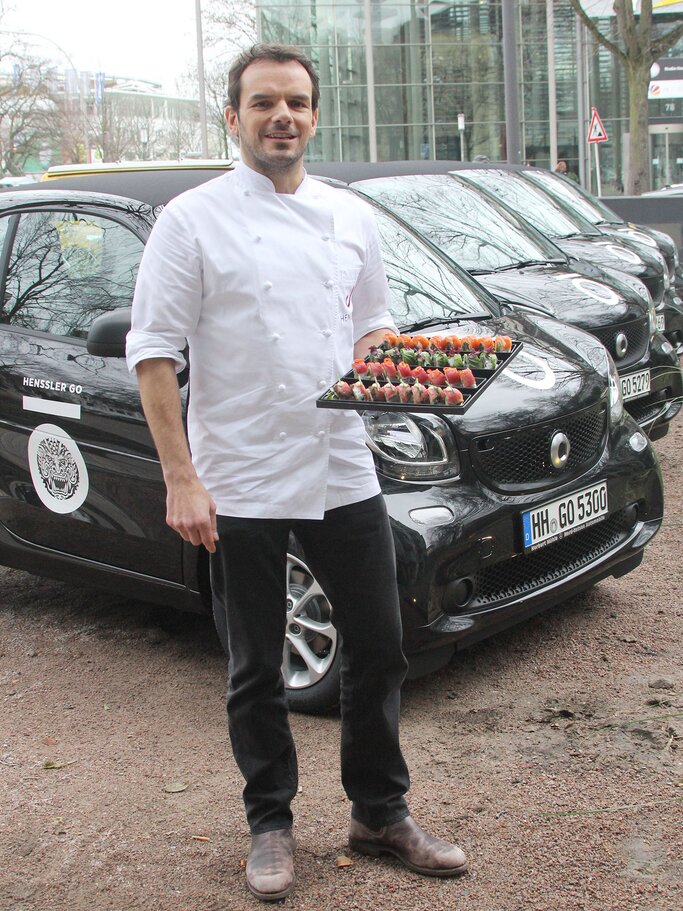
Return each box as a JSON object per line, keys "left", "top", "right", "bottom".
{"left": 333, "top": 381, "right": 352, "bottom": 399}
{"left": 352, "top": 381, "right": 371, "bottom": 402}
{"left": 444, "top": 387, "right": 464, "bottom": 406}
{"left": 459, "top": 368, "right": 477, "bottom": 388}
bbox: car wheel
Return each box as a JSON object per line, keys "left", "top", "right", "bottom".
{"left": 211, "top": 546, "right": 341, "bottom": 715}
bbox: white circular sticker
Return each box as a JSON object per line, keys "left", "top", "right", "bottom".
{"left": 27, "top": 423, "right": 89, "bottom": 514}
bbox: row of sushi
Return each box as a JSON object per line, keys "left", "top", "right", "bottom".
{"left": 353, "top": 359, "right": 478, "bottom": 388}
{"left": 333, "top": 379, "right": 466, "bottom": 406}
{"left": 366, "top": 332, "right": 513, "bottom": 366}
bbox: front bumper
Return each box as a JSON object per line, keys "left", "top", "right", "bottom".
{"left": 385, "top": 414, "right": 663, "bottom": 662}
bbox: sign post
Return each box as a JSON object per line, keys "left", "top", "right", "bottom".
{"left": 587, "top": 107, "right": 608, "bottom": 196}
{"left": 458, "top": 112, "right": 466, "bottom": 161}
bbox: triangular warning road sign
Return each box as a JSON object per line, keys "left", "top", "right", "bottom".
{"left": 587, "top": 108, "right": 608, "bottom": 143}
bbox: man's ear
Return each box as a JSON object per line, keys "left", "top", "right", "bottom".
{"left": 310, "top": 106, "right": 319, "bottom": 137}
{"left": 226, "top": 106, "right": 239, "bottom": 139}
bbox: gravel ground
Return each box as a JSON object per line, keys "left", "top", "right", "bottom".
{"left": 1, "top": 418, "right": 682, "bottom": 911}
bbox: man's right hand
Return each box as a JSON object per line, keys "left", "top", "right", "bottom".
{"left": 166, "top": 476, "right": 219, "bottom": 553}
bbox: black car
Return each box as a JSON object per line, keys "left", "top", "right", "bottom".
{"left": 518, "top": 168, "right": 683, "bottom": 353}
{"left": 322, "top": 170, "right": 682, "bottom": 441}
{"left": 0, "top": 170, "right": 664, "bottom": 713}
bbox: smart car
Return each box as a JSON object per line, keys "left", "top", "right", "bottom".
{"left": 0, "top": 169, "right": 665, "bottom": 713}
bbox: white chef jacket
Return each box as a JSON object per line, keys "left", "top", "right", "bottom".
{"left": 126, "top": 162, "right": 396, "bottom": 519}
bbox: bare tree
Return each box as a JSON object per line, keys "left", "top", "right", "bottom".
{"left": 569, "top": 0, "right": 683, "bottom": 194}
{"left": 204, "top": 0, "right": 257, "bottom": 54}
{"left": 0, "top": 32, "right": 56, "bottom": 174}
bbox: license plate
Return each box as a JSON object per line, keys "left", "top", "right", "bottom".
{"left": 656, "top": 314, "right": 666, "bottom": 333}
{"left": 620, "top": 368, "right": 651, "bottom": 401}
{"left": 522, "top": 481, "right": 608, "bottom": 551}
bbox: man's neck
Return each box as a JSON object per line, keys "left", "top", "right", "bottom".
{"left": 242, "top": 159, "right": 305, "bottom": 195}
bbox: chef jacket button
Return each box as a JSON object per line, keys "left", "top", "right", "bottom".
{"left": 322, "top": 234, "right": 330, "bottom": 241}
{"left": 272, "top": 332, "right": 281, "bottom": 341}
{"left": 278, "top": 383, "right": 287, "bottom": 393}
{"left": 322, "top": 329, "right": 332, "bottom": 338}
{"left": 279, "top": 431, "right": 287, "bottom": 440}
{"left": 317, "top": 430, "right": 326, "bottom": 439}
{"left": 324, "top": 279, "right": 334, "bottom": 289}
{"left": 254, "top": 234, "right": 262, "bottom": 242}
{"left": 263, "top": 281, "right": 273, "bottom": 291}
{"left": 318, "top": 379, "right": 327, "bottom": 388}
{"left": 244, "top": 190, "right": 251, "bottom": 197}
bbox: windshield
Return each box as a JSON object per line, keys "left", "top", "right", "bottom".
{"left": 355, "top": 174, "right": 565, "bottom": 273}
{"left": 523, "top": 169, "right": 619, "bottom": 225}
{"left": 346, "top": 192, "right": 497, "bottom": 323}
{"left": 455, "top": 169, "right": 600, "bottom": 239}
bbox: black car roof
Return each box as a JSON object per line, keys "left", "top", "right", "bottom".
{"left": 306, "top": 160, "right": 526, "bottom": 183}
{"left": 7, "top": 167, "right": 235, "bottom": 208}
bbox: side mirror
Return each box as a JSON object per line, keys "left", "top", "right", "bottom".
{"left": 87, "top": 307, "right": 131, "bottom": 357}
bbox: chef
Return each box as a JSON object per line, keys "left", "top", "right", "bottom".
{"left": 127, "top": 42, "right": 467, "bottom": 903}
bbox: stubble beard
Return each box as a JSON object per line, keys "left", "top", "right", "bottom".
{"left": 238, "top": 132, "right": 307, "bottom": 174}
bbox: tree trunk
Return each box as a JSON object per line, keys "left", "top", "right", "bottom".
{"left": 626, "top": 58, "right": 652, "bottom": 195}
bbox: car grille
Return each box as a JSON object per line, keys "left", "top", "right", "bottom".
{"left": 591, "top": 318, "right": 649, "bottom": 369}
{"left": 467, "top": 510, "right": 628, "bottom": 611}
{"left": 626, "top": 396, "right": 667, "bottom": 426}
{"left": 470, "top": 401, "right": 607, "bottom": 493}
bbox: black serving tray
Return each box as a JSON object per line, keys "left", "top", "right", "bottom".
{"left": 316, "top": 341, "right": 523, "bottom": 414}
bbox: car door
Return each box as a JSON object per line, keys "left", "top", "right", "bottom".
{"left": 0, "top": 203, "right": 182, "bottom": 583}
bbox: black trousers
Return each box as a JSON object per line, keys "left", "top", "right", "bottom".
{"left": 210, "top": 494, "right": 411, "bottom": 834}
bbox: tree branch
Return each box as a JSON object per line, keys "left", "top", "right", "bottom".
{"left": 568, "top": 1, "right": 627, "bottom": 64}
{"left": 651, "top": 21, "right": 683, "bottom": 60}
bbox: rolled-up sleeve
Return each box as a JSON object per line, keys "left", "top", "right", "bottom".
{"left": 350, "top": 208, "right": 397, "bottom": 343}
{"left": 126, "top": 203, "right": 203, "bottom": 374}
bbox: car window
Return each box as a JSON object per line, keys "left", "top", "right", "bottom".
{"left": 369, "top": 205, "right": 497, "bottom": 321}
{"left": 455, "top": 169, "right": 598, "bottom": 239}
{"left": 2, "top": 210, "right": 144, "bottom": 339}
{"left": 523, "top": 170, "right": 605, "bottom": 225}
{"left": 357, "top": 175, "right": 565, "bottom": 272}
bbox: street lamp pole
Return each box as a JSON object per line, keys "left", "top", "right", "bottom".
{"left": 195, "top": 0, "right": 210, "bottom": 158}
{"left": 501, "top": 0, "right": 522, "bottom": 163}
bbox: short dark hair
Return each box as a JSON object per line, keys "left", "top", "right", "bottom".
{"left": 227, "top": 43, "right": 320, "bottom": 112}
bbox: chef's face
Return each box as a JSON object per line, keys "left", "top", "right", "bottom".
{"left": 227, "top": 59, "right": 318, "bottom": 180}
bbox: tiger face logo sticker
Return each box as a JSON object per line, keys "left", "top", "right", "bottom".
{"left": 28, "top": 424, "right": 89, "bottom": 514}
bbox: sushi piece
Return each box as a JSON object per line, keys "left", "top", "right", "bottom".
{"left": 352, "top": 359, "right": 369, "bottom": 380}
{"left": 382, "top": 358, "right": 399, "bottom": 381}
{"left": 495, "top": 335, "right": 513, "bottom": 352}
{"left": 459, "top": 368, "right": 477, "bottom": 388}
{"left": 401, "top": 348, "right": 418, "bottom": 367}
{"left": 411, "top": 366, "right": 429, "bottom": 384}
{"left": 428, "top": 386, "right": 444, "bottom": 405}
{"left": 412, "top": 381, "right": 429, "bottom": 404}
{"left": 426, "top": 369, "right": 446, "bottom": 387}
{"left": 397, "top": 382, "right": 413, "bottom": 404}
{"left": 367, "top": 361, "right": 385, "bottom": 379}
{"left": 352, "top": 381, "right": 371, "bottom": 402}
{"left": 397, "top": 360, "right": 413, "bottom": 379}
{"left": 333, "top": 380, "right": 353, "bottom": 399}
{"left": 444, "top": 367, "right": 461, "bottom": 386}
{"left": 383, "top": 383, "right": 400, "bottom": 403}
{"left": 444, "top": 387, "right": 464, "bottom": 406}
{"left": 368, "top": 382, "right": 386, "bottom": 401}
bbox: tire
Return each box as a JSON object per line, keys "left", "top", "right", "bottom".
{"left": 211, "top": 544, "right": 341, "bottom": 715}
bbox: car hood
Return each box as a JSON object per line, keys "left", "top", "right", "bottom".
{"left": 398, "top": 312, "right": 609, "bottom": 436}
{"left": 475, "top": 262, "right": 646, "bottom": 330}
{"left": 557, "top": 235, "right": 658, "bottom": 279}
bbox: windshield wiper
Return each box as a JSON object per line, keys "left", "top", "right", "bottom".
{"left": 403, "top": 315, "right": 487, "bottom": 332}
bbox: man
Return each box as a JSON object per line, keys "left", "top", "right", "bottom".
{"left": 555, "top": 159, "right": 579, "bottom": 182}
{"left": 127, "top": 43, "right": 467, "bottom": 902}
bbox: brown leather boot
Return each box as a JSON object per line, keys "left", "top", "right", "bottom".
{"left": 245, "top": 828, "right": 296, "bottom": 901}
{"left": 349, "top": 815, "right": 467, "bottom": 877}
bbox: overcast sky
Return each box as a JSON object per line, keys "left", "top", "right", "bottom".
{"left": 3, "top": 0, "right": 203, "bottom": 92}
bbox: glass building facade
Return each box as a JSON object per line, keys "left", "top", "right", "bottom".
{"left": 257, "top": 0, "right": 683, "bottom": 192}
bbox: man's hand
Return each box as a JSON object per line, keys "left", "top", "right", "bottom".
{"left": 166, "top": 475, "right": 219, "bottom": 553}
{"left": 135, "top": 357, "right": 220, "bottom": 554}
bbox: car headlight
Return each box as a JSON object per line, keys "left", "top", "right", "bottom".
{"left": 648, "top": 299, "right": 658, "bottom": 335}
{"left": 363, "top": 412, "right": 460, "bottom": 482}
{"left": 607, "top": 354, "right": 624, "bottom": 425}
